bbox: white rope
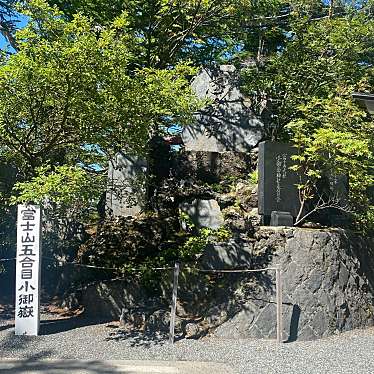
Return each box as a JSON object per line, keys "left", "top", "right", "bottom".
{"left": 33, "top": 256, "right": 278, "bottom": 274}
{"left": 42, "top": 256, "right": 174, "bottom": 271}
{"left": 187, "top": 267, "right": 277, "bottom": 273}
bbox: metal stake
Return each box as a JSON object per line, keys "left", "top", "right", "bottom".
{"left": 276, "top": 266, "right": 283, "bottom": 343}
{"left": 169, "top": 262, "right": 180, "bottom": 344}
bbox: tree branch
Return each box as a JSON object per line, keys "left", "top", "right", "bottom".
{"left": 294, "top": 194, "right": 351, "bottom": 227}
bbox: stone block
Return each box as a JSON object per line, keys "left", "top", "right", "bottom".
{"left": 282, "top": 261, "right": 303, "bottom": 293}
{"left": 179, "top": 199, "right": 224, "bottom": 229}
{"left": 182, "top": 66, "right": 264, "bottom": 153}
{"left": 305, "top": 269, "right": 323, "bottom": 293}
{"left": 311, "top": 310, "right": 329, "bottom": 337}
{"left": 338, "top": 263, "right": 350, "bottom": 289}
{"left": 270, "top": 211, "right": 294, "bottom": 226}
{"left": 326, "top": 173, "right": 349, "bottom": 205}
{"left": 252, "top": 304, "right": 277, "bottom": 337}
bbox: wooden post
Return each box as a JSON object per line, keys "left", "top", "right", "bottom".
{"left": 276, "top": 266, "right": 283, "bottom": 343}
{"left": 169, "top": 262, "right": 180, "bottom": 344}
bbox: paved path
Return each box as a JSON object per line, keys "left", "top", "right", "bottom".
{"left": 0, "top": 359, "right": 235, "bottom": 374}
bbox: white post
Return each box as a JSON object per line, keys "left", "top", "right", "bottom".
{"left": 169, "top": 262, "right": 180, "bottom": 344}
{"left": 276, "top": 266, "right": 283, "bottom": 343}
{"left": 15, "top": 205, "right": 42, "bottom": 336}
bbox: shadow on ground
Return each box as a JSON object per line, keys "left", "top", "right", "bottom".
{"left": 1, "top": 299, "right": 114, "bottom": 335}
{"left": 0, "top": 315, "right": 113, "bottom": 335}
{"left": 0, "top": 356, "right": 136, "bottom": 374}
{"left": 39, "top": 316, "right": 113, "bottom": 335}
{"left": 105, "top": 328, "right": 169, "bottom": 348}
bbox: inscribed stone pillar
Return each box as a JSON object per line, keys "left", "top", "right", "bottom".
{"left": 106, "top": 153, "right": 147, "bottom": 217}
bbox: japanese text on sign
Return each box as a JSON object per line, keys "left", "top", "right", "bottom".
{"left": 15, "top": 205, "right": 41, "bottom": 336}
{"left": 275, "top": 154, "right": 288, "bottom": 203}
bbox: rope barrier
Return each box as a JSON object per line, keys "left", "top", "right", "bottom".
{"left": 4, "top": 251, "right": 283, "bottom": 343}
{"left": 185, "top": 267, "right": 277, "bottom": 273}
{"left": 2, "top": 255, "right": 276, "bottom": 274}
{"left": 1, "top": 255, "right": 276, "bottom": 275}
{"left": 42, "top": 256, "right": 174, "bottom": 271}
{"left": 42, "top": 256, "right": 276, "bottom": 274}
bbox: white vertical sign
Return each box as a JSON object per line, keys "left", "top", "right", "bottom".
{"left": 15, "top": 205, "right": 42, "bottom": 336}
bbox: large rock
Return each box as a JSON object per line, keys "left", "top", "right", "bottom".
{"left": 71, "top": 226, "right": 374, "bottom": 342}
{"left": 81, "top": 279, "right": 160, "bottom": 319}
{"left": 182, "top": 65, "right": 264, "bottom": 153}
{"left": 214, "top": 228, "right": 374, "bottom": 341}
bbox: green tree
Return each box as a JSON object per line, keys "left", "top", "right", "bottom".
{"left": 0, "top": 0, "right": 201, "bottom": 205}
{"left": 288, "top": 96, "right": 374, "bottom": 225}
{"left": 0, "top": 0, "right": 17, "bottom": 49}
{"left": 242, "top": 9, "right": 374, "bottom": 139}
{"left": 241, "top": 1, "right": 374, "bottom": 228}
{"left": 47, "top": 0, "right": 285, "bottom": 68}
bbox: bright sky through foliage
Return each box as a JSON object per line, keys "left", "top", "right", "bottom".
{"left": 0, "top": 13, "right": 28, "bottom": 50}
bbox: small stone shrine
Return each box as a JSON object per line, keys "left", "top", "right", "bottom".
{"left": 181, "top": 65, "right": 264, "bottom": 153}
{"left": 106, "top": 153, "right": 147, "bottom": 217}
{"left": 258, "top": 141, "right": 300, "bottom": 223}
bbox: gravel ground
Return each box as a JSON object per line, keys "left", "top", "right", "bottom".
{"left": 1, "top": 311, "right": 374, "bottom": 374}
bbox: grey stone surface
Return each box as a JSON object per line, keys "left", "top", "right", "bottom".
{"left": 199, "top": 239, "right": 253, "bottom": 269}
{"left": 68, "top": 227, "right": 374, "bottom": 343}
{"left": 182, "top": 65, "right": 264, "bottom": 153}
{"left": 81, "top": 279, "right": 153, "bottom": 319}
{"left": 326, "top": 173, "right": 349, "bottom": 205}
{"left": 179, "top": 199, "right": 224, "bottom": 229}
{"left": 213, "top": 228, "right": 374, "bottom": 341}
{"left": 305, "top": 269, "right": 323, "bottom": 293}
{"left": 106, "top": 153, "right": 147, "bottom": 217}
{"left": 258, "top": 141, "right": 300, "bottom": 218}
{"left": 270, "top": 211, "right": 294, "bottom": 226}
{"left": 176, "top": 150, "right": 254, "bottom": 184}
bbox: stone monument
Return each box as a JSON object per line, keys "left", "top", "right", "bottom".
{"left": 258, "top": 141, "right": 301, "bottom": 223}
{"left": 106, "top": 153, "right": 147, "bottom": 217}
{"left": 181, "top": 65, "right": 264, "bottom": 153}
